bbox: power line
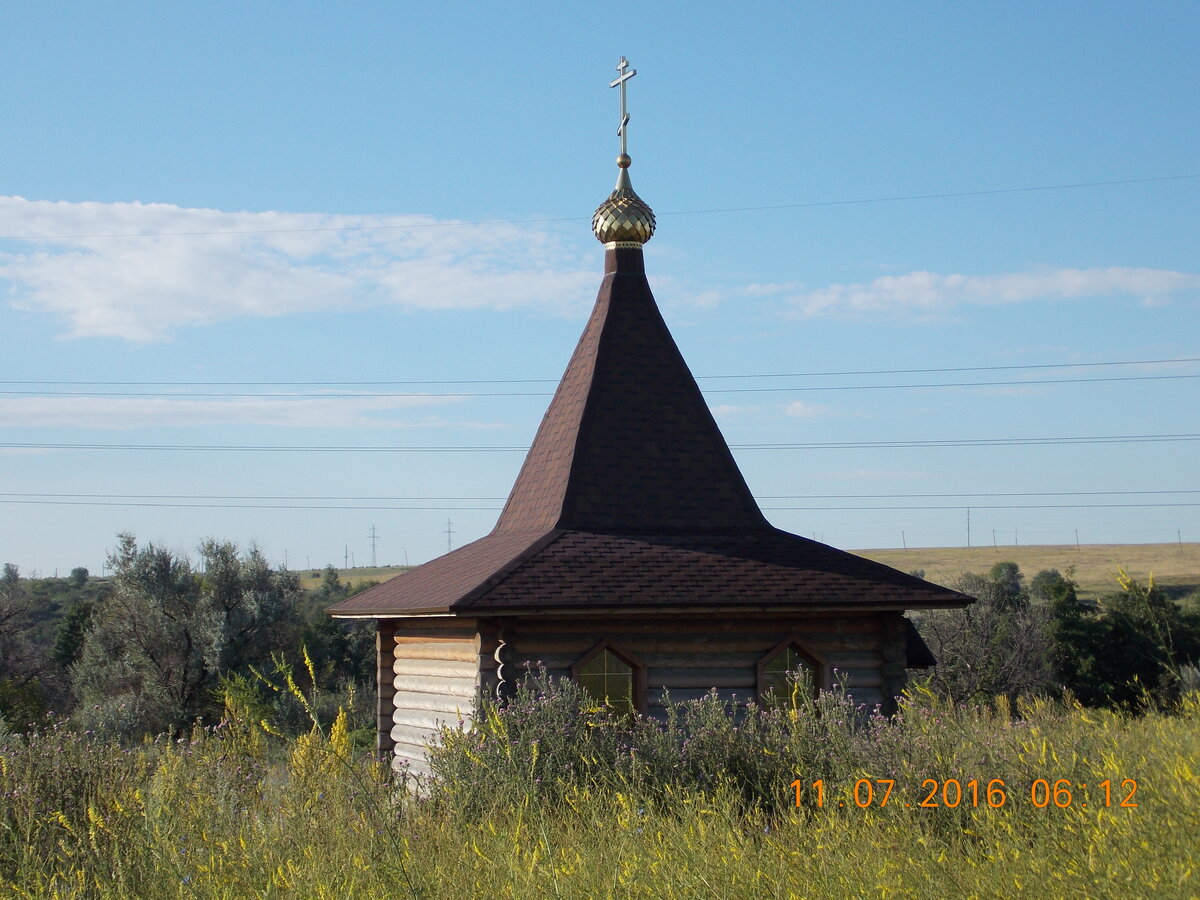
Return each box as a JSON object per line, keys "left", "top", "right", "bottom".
{"left": 2, "top": 355, "right": 1196, "bottom": 389}
{"left": 3, "top": 433, "right": 1199, "bottom": 453}
{"left": 0, "top": 388, "right": 550, "bottom": 398}
{"left": 762, "top": 489, "right": 1200, "bottom": 500}
{"left": 3, "top": 173, "right": 1196, "bottom": 241}
{"left": 0, "top": 492, "right": 509, "bottom": 500}
{"left": 705, "top": 357, "right": 1200, "bottom": 381}
{"left": 0, "top": 499, "right": 502, "bottom": 510}
{"left": 0, "top": 498, "right": 1196, "bottom": 512}
{"left": 0, "top": 442, "right": 528, "bottom": 452}
{"left": 707, "top": 373, "right": 1200, "bottom": 394}
{"left": 3, "top": 372, "right": 1198, "bottom": 399}
{"left": 763, "top": 503, "right": 1200, "bottom": 511}
{"left": 663, "top": 173, "right": 1200, "bottom": 217}
{"left": 737, "top": 434, "right": 1200, "bottom": 449}
{"left": 1, "top": 489, "right": 1194, "bottom": 502}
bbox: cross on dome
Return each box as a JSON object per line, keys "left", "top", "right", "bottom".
{"left": 592, "top": 56, "right": 656, "bottom": 246}
{"left": 610, "top": 56, "right": 637, "bottom": 161}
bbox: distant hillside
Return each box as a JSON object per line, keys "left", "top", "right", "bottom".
{"left": 297, "top": 565, "right": 409, "bottom": 592}
{"left": 859, "top": 542, "right": 1200, "bottom": 601}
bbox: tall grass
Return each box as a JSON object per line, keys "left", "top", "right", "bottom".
{"left": 2, "top": 682, "right": 1197, "bottom": 898}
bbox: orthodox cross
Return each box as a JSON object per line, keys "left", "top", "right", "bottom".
{"left": 609, "top": 56, "right": 637, "bottom": 157}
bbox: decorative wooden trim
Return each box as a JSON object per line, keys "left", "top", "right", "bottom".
{"left": 571, "top": 639, "right": 647, "bottom": 715}
{"left": 376, "top": 619, "right": 398, "bottom": 760}
{"left": 755, "top": 634, "right": 830, "bottom": 701}
{"left": 493, "top": 621, "right": 517, "bottom": 705}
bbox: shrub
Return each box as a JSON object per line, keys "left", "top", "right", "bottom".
{"left": 426, "top": 669, "right": 885, "bottom": 815}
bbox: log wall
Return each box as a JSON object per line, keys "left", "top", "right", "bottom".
{"left": 377, "top": 611, "right": 914, "bottom": 770}
{"left": 501, "top": 612, "right": 903, "bottom": 714}
{"left": 389, "top": 620, "right": 480, "bottom": 777}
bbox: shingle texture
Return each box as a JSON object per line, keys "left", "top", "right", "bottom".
{"left": 494, "top": 247, "right": 765, "bottom": 534}
{"left": 331, "top": 528, "right": 966, "bottom": 615}
{"left": 329, "top": 247, "right": 969, "bottom": 617}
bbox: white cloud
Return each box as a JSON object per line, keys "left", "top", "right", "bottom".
{"left": 0, "top": 197, "right": 596, "bottom": 340}
{"left": 789, "top": 267, "right": 1200, "bottom": 317}
{"left": 0, "top": 394, "right": 485, "bottom": 430}
{"left": 783, "top": 400, "right": 830, "bottom": 419}
{"left": 744, "top": 282, "right": 800, "bottom": 297}
{"left": 709, "top": 403, "right": 762, "bottom": 417}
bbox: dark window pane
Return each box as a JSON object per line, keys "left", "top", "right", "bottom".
{"left": 578, "top": 649, "right": 634, "bottom": 714}
{"left": 762, "top": 647, "right": 815, "bottom": 705}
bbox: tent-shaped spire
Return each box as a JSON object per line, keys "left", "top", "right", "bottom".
{"left": 495, "top": 246, "right": 767, "bottom": 535}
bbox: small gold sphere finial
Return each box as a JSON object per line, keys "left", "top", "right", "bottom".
{"left": 616, "top": 153, "right": 631, "bottom": 169}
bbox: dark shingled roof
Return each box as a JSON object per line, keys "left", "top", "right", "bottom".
{"left": 329, "top": 246, "right": 970, "bottom": 618}
{"left": 494, "top": 247, "right": 766, "bottom": 535}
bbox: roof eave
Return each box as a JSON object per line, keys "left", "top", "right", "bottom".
{"left": 329, "top": 606, "right": 454, "bottom": 619}
{"left": 331, "top": 597, "right": 970, "bottom": 619}
{"left": 470, "top": 600, "right": 971, "bottom": 616}
{"left": 323, "top": 528, "right": 562, "bottom": 618}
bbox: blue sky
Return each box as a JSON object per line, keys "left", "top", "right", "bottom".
{"left": 2, "top": 1, "right": 1198, "bottom": 575}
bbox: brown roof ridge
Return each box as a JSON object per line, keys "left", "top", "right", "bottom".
{"left": 453, "top": 528, "right": 567, "bottom": 606}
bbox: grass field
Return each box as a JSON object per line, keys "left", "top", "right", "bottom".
{"left": 296, "top": 565, "right": 409, "bottom": 591}
{"left": 860, "top": 542, "right": 1200, "bottom": 600}
{"left": 3, "top": 692, "right": 1197, "bottom": 898}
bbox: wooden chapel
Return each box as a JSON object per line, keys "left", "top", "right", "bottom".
{"left": 329, "top": 59, "right": 970, "bottom": 776}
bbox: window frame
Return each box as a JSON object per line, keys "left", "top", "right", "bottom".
{"left": 571, "top": 639, "right": 647, "bottom": 715}
{"left": 756, "top": 635, "right": 829, "bottom": 703}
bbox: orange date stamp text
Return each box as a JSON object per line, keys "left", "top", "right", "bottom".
{"left": 790, "top": 778, "right": 1139, "bottom": 809}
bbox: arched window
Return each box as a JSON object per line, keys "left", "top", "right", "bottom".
{"left": 757, "top": 638, "right": 826, "bottom": 705}
{"left": 572, "top": 641, "right": 645, "bottom": 714}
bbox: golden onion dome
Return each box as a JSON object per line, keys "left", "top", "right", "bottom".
{"left": 594, "top": 57, "right": 655, "bottom": 246}
{"left": 592, "top": 155, "right": 656, "bottom": 246}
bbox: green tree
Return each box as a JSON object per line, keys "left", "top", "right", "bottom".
{"left": 1092, "top": 570, "right": 1200, "bottom": 706}
{"left": 1040, "top": 568, "right": 1200, "bottom": 707}
{"left": 987, "top": 561, "right": 1026, "bottom": 608}
{"left": 0, "top": 564, "right": 47, "bottom": 729}
{"left": 1, "top": 566, "right": 43, "bottom": 729}
{"left": 1029, "top": 568, "right": 1072, "bottom": 605}
{"left": 299, "top": 573, "right": 376, "bottom": 690}
{"left": 1034, "top": 569, "right": 1101, "bottom": 701}
{"left": 71, "top": 534, "right": 302, "bottom": 736}
{"left": 317, "top": 565, "right": 346, "bottom": 603}
{"left": 51, "top": 600, "right": 94, "bottom": 671}
{"left": 0, "top": 564, "right": 31, "bottom": 672}
{"left": 917, "top": 562, "right": 1055, "bottom": 702}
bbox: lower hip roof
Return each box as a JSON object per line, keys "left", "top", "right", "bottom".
{"left": 328, "top": 527, "right": 969, "bottom": 616}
